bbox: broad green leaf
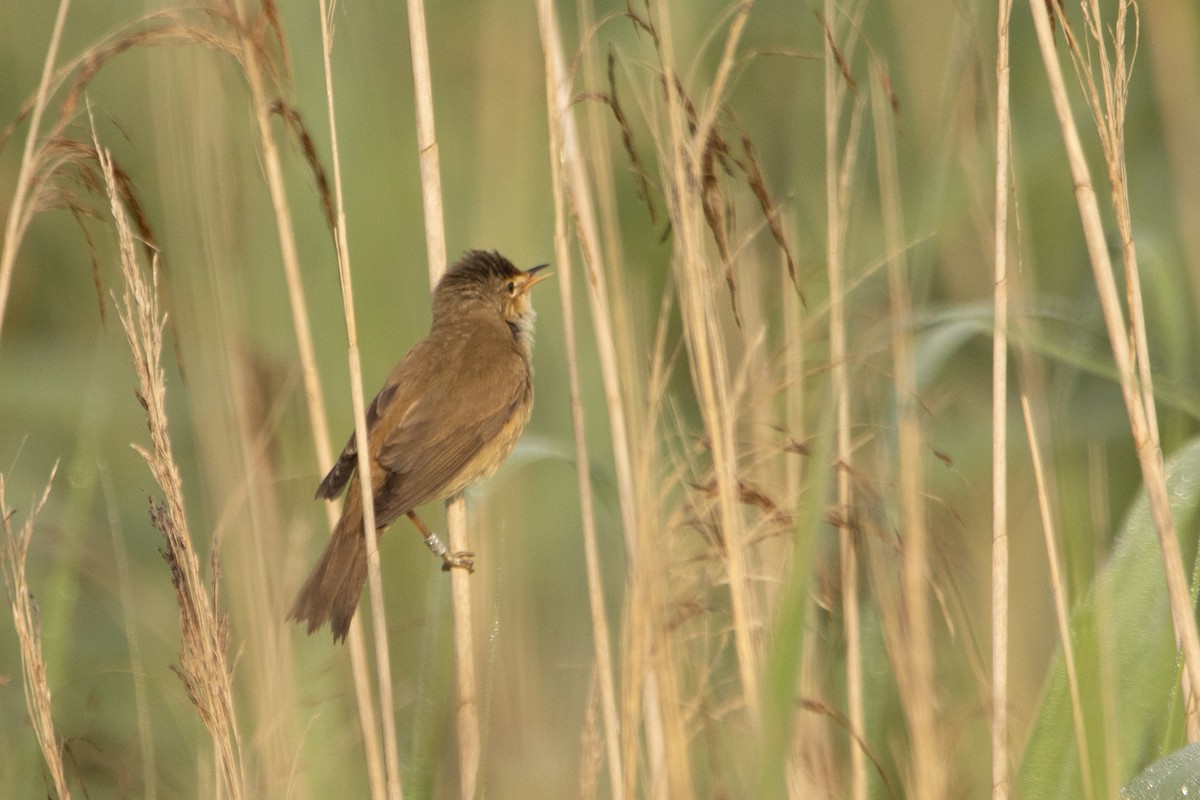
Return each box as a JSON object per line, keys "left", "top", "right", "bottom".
{"left": 1019, "top": 436, "right": 1200, "bottom": 799}
{"left": 1122, "top": 743, "right": 1200, "bottom": 799}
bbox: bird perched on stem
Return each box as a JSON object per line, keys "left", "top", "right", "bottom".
{"left": 290, "top": 250, "right": 550, "bottom": 641}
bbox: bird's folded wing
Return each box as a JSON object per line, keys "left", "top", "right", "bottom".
{"left": 315, "top": 341, "right": 426, "bottom": 500}
{"left": 373, "top": 336, "right": 528, "bottom": 519}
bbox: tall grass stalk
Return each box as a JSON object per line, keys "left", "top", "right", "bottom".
{"left": 535, "top": 2, "right": 624, "bottom": 795}
{"left": 402, "top": 0, "right": 482, "bottom": 795}
{"left": 223, "top": 1, "right": 390, "bottom": 790}
{"left": 1027, "top": 0, "right": 1200, "bottom": 734}
{"left": 0, "top": 0, "right": 69, "bottom": 344}
{"left": 538, "top": 3, "right": 672, "bottom": 795}
{"left": 1020, "top": 395, "right": 1093, "bottom": 800}
{"left": 823, "top": 1, "right": 865, "bottom": 796}
{"left": 992, "top": 0, "right": 1013, "bottom": 796}
{"left": 657, "top": 0, "right": 762, "bottom": 726}
{"left": 871, "top": 66, "right": 945, "bottom": 799}
{"left": 315, "top": 0, "right": 399, "bottom": 797}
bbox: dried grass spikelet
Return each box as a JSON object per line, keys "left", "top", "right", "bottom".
{"left": 1, "top": 465, "right": 70, "bottom": 800}
{"left": 94, "top": 120, "right": 246, "bottom": 800}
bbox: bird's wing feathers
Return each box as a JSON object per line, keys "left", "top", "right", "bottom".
{"left": 372, "top": 331, "right": 527, "bottom": 522}
{"left": 314, "top": 341, "right": 429, "bottom": 500}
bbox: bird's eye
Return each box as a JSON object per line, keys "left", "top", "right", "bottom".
{"left": 506, "top": 280, "right": 517, "bottom": 295}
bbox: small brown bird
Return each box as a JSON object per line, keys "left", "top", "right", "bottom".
{"left": 290, "top": 250, "right": 549, "bottom": 641}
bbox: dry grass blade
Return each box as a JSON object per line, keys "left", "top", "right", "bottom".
{"left": 1026, "top": 0, "right": 1200, "bottom": 736}
{"left": 537, "top": 1, "right": 625, "bottom": 794}
{"left": 657, "top": 1, "right": 761, "bottom": 732}
{"left": 315, "top": 0, "right": 399, "bottom": 796}
{"left": 403, "top": 0, "right": 480, "bottom": 796}
{"left": 1, "top": 465, "right": 70, "bottom": 800}
{"left": 1020, "top": 396, "right": 1093, "bottom": 800}
{"left": 0, "top": 0, "right": 70, "bottom": 346}
{"left": 0, "top": 8, "right": 309, "bottom": 361}
{"left": 871, "top": 63, "right": 945, "bottom": 798}
{"left": 572, "top": 49, "right": 658, "bottom": 225}
{"left": 737, "top": 130, "right": 797, "bottom": 292}
{"left": 270, "top": 99, "right": 336, "bottom": 237}
{"left": 823, "top": 1, "right": 865, "bottom": 796}
{"left": 797, "top": 698, "right": 897, "bottom": 799}
{"left": 96, "top": 130, "right": 246, "bottom": 799}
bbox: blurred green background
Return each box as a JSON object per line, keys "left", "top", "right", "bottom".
{"left": 3, "top": 0, "right": 1200, "bottom": 797}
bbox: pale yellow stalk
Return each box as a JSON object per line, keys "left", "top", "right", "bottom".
{"left": 992, "top": 1, "right": 1013, "bottom": 797}
{"left": 1021, "top": 396, "right": 1093, "bottom": 800}
{"left": 403, "top": 0, "right": 481, "bottom": 794}
{"left": 1028, "top": 0, "right": 1200, "bottom": 733}
{"left": 535, "top": 1, "right": 625, "bottom": 794}
{"left": 824, "top": 2, "right": 863, "bottom": 796}
{"left": 317, "top": 1, "right": 400, "bottom": 797}
{"left": 0, "top": 0, "right": 70, "bottom": 344}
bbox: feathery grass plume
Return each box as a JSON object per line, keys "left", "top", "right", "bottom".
{"left": 1, "top": 465, "right": 70, "bottom": 800}
{"left": 600, "top": 5, "right": 799, "bottom": 328}
{"left": 0, "top": 5, "right": 342, "bottom": 364}
{"left": 96, "top": 131, "right": 246, "bottom": 799}
{"left": 555, "top": 1, "right": 832, "bottom": 794}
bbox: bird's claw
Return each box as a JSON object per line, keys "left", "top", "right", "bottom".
{"left": 442, "top": 551, "right": 475, "bottom": 573}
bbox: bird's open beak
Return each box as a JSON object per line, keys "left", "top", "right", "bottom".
{"left": 521, "top": 263, "right": 552, "bottom": 291}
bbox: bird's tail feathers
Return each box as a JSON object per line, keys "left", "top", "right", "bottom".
{"left": 288, "top": 510, "right": 371, "bottom": 642}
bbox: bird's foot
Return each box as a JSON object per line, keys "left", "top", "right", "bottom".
{"left": 441, "top": 551, "right": 475, "bottom": 573}
{"left": 417, "top": 518, "right": 475, "bottom": 573}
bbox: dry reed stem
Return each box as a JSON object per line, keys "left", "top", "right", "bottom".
{"left": 870, "top": 68, "right": 945, "bottom": 800}
{"left": 1020, "top": 396, "right": 1093, "bottom": 800}
{"left": 0, "top": 0, "right": 70, "bottom": 345}
{"left": 656, "top": 0, "right": 761, "bottom": 728}
{"left": 535, "top": 2, "right": 625, "bottom": 795}
{"left": 644, "top": 4, "right": 759, "bottom": 797}
{"left": 544, "top": 3, "right": 671, "bottom": 794}
{"left": 1076, "top": 0, "right": 1200, "bottom": 738}
{"left": 1027, "top": 0, "right": 1200, "bottom": 734}
{"left": 590, "top": 16, "right": 682, "bottom": 796}
{"left": 822, "top": 2, "right": 864, "bottom": 797}
{"left": 316, "top": 1, "right": 401, "bottom": 797}
{"left": 576, "top": 29, "right": 651, "bottom": 414}
{"left": 402, "top": 0, "right": 482, "bottom": 795}
{"left": 992, "top": 1, "right": 1013, "bottom": 797}
{"left": 780, "top": 230, "right": 809, "bottom": 794}
{"left": 221, "top": 1, "right": 389, "bottom": 791}
{"left": 1, "top": 466, "right": 70, "bottom": 800}
{"left": 556, "top": 23, "right": 640, "bottom": 567}
{"left": 98, "top": 132, "right": 246, "bottom": 799}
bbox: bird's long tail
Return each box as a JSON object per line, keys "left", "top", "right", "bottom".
{"left": 289, "top": 488, "right": 374, "bottom": 642}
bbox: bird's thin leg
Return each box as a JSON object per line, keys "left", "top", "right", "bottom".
{"left": 406, "top": 510, "right": 474, "bottom": 573}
